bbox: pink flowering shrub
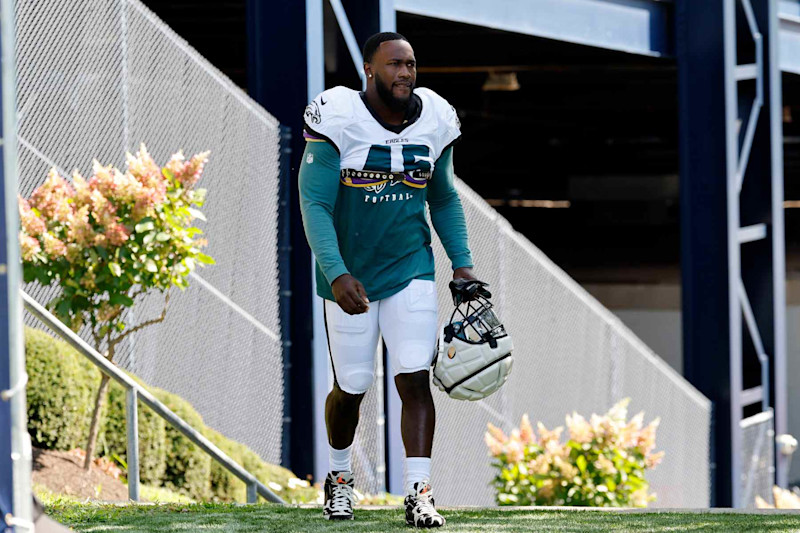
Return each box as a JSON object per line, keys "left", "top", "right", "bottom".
{"left": 485, "top": 399, "right": 664, "bottom": 507}
{"left": 20, "top": 144, "right": 214, "bottom": 470}
{"left": 19, "top": 144, "right": 213, "bottom": 337}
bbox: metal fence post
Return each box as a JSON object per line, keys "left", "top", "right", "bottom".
{"left": 279, "top": 125, "right": 292, "bottom": 470}
{"left": 0, "top": 0, "right": 32, "bottom": 529}
{"left": 126, "top": 388, "right": 140, "bottom": 502}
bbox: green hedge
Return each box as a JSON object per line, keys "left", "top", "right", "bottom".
{"left": 101, "top": 380, "right": 168, "bottom": 485}
{"left": 24, "top": 326, "right": 312, "bottom": 503}
{"left": 206, "top": 428, "right": 246, "bottom": 503}
{"left": 25, "top": 328, "right": 98, "bottom": 451}
{"left": 152, "top": 388, "right": 212, "bottom": 501}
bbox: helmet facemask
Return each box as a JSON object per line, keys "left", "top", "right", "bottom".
{"left": 444, "top": 293, "right": 507, "bottom": 349}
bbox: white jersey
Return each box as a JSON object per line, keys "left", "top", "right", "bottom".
{"left": 303, "top": 86, "right": 461, "bottom": 176}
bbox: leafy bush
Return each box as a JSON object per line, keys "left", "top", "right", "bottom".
{"left": 25, "top": 328, "right": 98, "bottom": 450}
{"left": 205, "top": 429, "right": 318, "bottom": 503}
{"left": 485, "top": 399, "right": 664, "bottom": 507}
{"left": 151, "top": 388, "right": 212, "bottom": 501}
{"left": 24, "top": 325, "right": 318, "bottom": 503}
{"left": 205, "top": 428, "right": 247, "bottom": 503}
{"left": 19, "top": 145, "right": 213, "bottom": 335}
{"left": 240, "top": 448, "right": 316, "bottom": 504}
{"left": 757, "top": 486, "right": 800, "bottom": 509}
{"left": 101, "top": 380, "right": 168, "bottom": 485}
{"left": 19, "top": 145, "right": 215, "bottom": 469}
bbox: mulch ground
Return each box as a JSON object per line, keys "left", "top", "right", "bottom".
{"left": 32, "top": 447, "right": 133, "bottom": 502}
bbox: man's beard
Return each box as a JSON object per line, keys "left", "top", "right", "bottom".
{"left": 375, "top": 72, "right": 413, "bottom": 112}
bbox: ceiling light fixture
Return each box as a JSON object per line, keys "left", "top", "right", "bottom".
{"left": 486, "top": 199, "right": 571, "bottom": 208}
{"left": 482, "top": 71, "right": 520, "bottom": 92}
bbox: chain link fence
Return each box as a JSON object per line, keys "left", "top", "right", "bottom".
{"left": 16, "top": 0, "right": 286, "bottom": 465}
{"left": 420, "top": 179, "right": 713, "bottom": 506}
{"left": 354, "top": 176, "right": 714, "bottom": 506}
{"left": 740, "top": 410, "right": 775, "bottom": 508}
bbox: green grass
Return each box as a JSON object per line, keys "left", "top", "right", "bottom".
{"left": 42, "top": 501, "right": 800, "bottom": 532}
{"left": 138, "top": 483, "right": 196, "bottom": 504}
{"left": 34, "top": 482, "right": 195, "bottom": 505}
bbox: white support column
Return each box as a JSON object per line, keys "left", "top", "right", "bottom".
{"left": 379, "top": 0, "right": 403, "bottom": 494}
{"left": 380, "top": 0, "right": 396, "bottom": 32}
{"left": 306, "top": 0, "right": 330, "bottom": 485}
{"left": 312, "top": 272, "right": 332, "bottom": 484}
{"left": 768, "top": 0, "right": 789, "bottom": 488}
{"left": 723, "top": 0, "right": 743, "bottom": 508}
{"left": 307, "top": 0, "right": 325, "bottom": 101}
{"left": 724, "top": 0, "right": 785, "bottom": 504}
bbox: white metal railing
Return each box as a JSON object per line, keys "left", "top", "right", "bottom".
{"left": 22, "top": 290, "right": 283, "bottom": 504}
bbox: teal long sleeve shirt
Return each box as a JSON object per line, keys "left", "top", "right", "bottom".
{"left": 299, "top": 140, "right": 473, "bottom": 301}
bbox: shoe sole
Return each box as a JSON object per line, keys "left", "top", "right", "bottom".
{"left": 325, "top": 514, "right": 354, "bottom": 521}
{"left": 405, "top": 517, "right": 445, "bottom": 528}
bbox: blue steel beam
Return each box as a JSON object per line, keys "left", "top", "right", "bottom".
{"left": 780, "top": 1, "right": 800, "bottom": 73}
{"left": 394, "top": 0, "right": 674, "bottom": 56}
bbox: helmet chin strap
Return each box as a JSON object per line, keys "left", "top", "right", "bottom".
{"left": 443, "top": 323, "right": 455, "bottom": 343}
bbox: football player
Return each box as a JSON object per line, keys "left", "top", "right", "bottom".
{"left": 299, "top": 32, "right": 477, "bottom": 527}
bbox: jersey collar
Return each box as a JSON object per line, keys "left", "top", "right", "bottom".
{"left": 358, "top": 90, "right": 423, "bottom": 134}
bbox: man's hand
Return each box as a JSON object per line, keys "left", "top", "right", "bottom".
{"left": 453, "top": 267, "right": 477, "bottom": 281}
{"left": 331, "top": 274, "right": 370, "bottom": 315}
{"left": 450, "top": 267, "right": 491, "bottom": 306}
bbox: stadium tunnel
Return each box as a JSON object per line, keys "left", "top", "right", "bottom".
{"left": 143, "top": 0, "right": 800, "bottom": 506}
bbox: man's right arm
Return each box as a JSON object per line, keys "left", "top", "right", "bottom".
{"left": 298, "top": 139, "right": 349, "bottom": 284}
{"left": 299, "top": 139, "right": 371, "bottom": 314}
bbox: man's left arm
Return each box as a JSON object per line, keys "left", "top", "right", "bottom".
{"left": 427, "top": 147, "right": 476, "bottom": 281}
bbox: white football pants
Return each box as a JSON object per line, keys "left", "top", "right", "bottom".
{"left": 324, "top": 279, "right": 438, "bottom": 394}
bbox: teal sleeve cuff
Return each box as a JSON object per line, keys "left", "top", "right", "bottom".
{"left": 298, "top": 141, "right": 350, "bottom": 284}
{"left": 325, "top": 264, "right": 350, "bottom": 285}
{"left": 450, "top": 254, "right": 474, "bottom": 271}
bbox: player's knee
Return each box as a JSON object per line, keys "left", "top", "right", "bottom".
{"left": 395, "top": 369, "right": 431, "bottom": 399}
{"left": 393, "top": 346, "right": 433, "bottom": 377}
{"left": 331, "top": 381, "right": 365, "bottom": 403}
{"left": 338, "top": 369, "right": 375, "bottom": 394}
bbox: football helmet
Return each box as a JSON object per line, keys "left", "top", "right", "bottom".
{"left": 432, "top": 279, "right": 514, "bottom": 401}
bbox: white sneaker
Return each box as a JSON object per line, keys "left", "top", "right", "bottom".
{"left": 323, "top": 471, "right": 355, "bottom": 520}
{"left": 404, "top": 480, "right": 445, "bottom": 528}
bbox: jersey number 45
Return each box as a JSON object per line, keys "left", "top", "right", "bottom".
{"left": 364, "top": 144, "right": 433, "bottom": 173}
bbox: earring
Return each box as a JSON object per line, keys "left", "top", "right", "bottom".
{"left": 368, "top": 74, "right": 372, "bottom": 78}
